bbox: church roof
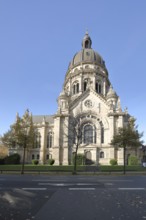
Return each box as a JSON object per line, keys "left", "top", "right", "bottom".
{"left": 106, "top": 85, "right": 117, "bottom": 99}
{"left": 33, "top": 115, "right": 54, "bottom": 124}
{"left": 68, "top": 32, "right": 105, "bottom": 70}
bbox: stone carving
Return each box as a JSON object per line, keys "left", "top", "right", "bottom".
{"left": 84, "top": 99, "right": 93, "bottom": 108}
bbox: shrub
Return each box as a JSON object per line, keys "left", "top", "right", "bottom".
{"left": 128, "top": 155, "right": 139, "bottom": 165}
{"left": 110, "top": 159, "right": 117, "bottom": 166}
{"left": 4, "top": 153, "right": 20, "bottom": 164}
{"left": 0, "top": 158, "right": 5, "bottom": 165}
{"left": 48, "top": 159, "right": 55, "bottom": 165}
{"left": 142, "top": 155, "right": 146, "bottom": 162}
{"left": 72, "top": 154, "right": 85, "bottom": 165}
{"left": 32, "top": 159, "right": 39, "bottom": 165}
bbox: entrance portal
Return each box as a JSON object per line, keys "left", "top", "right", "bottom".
{"left": 85, "top": 151, "right": 93, "bottom": 165}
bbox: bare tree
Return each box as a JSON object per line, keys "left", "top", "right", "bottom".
{"left": 68, "top": 117, "right": 82, "bottom": 174}
{"left": 64, "top": 115, "right": 92, "bottom": 174}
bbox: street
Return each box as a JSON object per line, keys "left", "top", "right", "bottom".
{"left": 0, "top": 174, "right": 146, "bottom": 220}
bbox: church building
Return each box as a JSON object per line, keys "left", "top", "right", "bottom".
{"left": 15, "top": 32, "right": 135, "bottom": 165}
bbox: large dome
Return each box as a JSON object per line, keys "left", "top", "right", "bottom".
{"left": 68, "top": 32, "right": 105, "bottom": 69}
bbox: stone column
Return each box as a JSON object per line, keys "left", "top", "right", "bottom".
{"left": 53, "top": 115, "right": 61, "bottom": 165}
{"left": 103, "top": 78, "right": 106, "bottom": 96}
{"left": 39, "top": 125, "right": 46, "bottom": 164}
{"left": 109, "top": 147, "right": 115, "bottom": 160}
{"left": 62, "top": 116, "right": 69, "bottom": 165}
{"left": 109, "top": 115, "right": 114, "bottom": 142}
{"left": 118, "top": 115, "right": 123, "bottom": 128}
{"left": 91, "top": 149, "right": 97, "bottom": 163}
{"left": 62, "top": 147, "right": 68, "bottom": 165}
{"left": 117, "top": 148, "right": 124, "bottom": 165}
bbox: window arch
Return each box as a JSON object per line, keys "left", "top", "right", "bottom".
{"left": 72, "top": 81, "right": 79, "bottom": 94}
{"left": 46, "top": 154, "right": 52, "bottom": 160}
{"left": 96, "top": 81, "right": 102, "bottom": 94}
{"left": 77, "top": 83, "right": 79, "bottom": 93}
{"left": 101, "top": 124, "right": 104, "bottom": 144}
{"left": 35, "top": 132, "right": 41, "bottom": 148}
{"left": 83, "top": 78, "right": 90, "bottom": 91}
{"left": 73, "top": 84, "right": 76, "bottom": 94}
{"left": 85, "top": 40, "right": 90, "bottom": 48}
{"left": 84, "top": 81, "right": 87, "bottom": 91}
{"left": 100, "top": 151, "right": 104, "bottom": 158}
{"left": 83, "top": 124, "right": 96, "bottom": 144}
{"left": 47, "top": 132, "right": 53, "bottom": 148}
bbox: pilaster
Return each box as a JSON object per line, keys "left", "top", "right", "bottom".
{"left": 39, "top": 125, "right": 46, "bottom": 164}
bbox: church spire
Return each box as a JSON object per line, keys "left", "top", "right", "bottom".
{"left": 82, "top": 31, "right": 92, "bottom": 49}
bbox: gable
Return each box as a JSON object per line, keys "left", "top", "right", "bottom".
{"left": 69, "top": 89, "right": 109, "bottom": 117}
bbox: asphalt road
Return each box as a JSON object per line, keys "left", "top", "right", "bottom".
{"left": 0, "top": 174, "right": 146, "bottom": 220}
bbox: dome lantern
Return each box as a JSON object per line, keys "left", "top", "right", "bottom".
{"left": 82, "top": 31, "right": 92, "bottom": 49}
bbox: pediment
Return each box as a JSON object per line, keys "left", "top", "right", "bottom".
{"left": 69, "top": 89, "right": 108, "bottom": 114}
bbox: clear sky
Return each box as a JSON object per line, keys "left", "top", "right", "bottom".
{"left": 0, "top": 0, "right": 146, "bottom": 143}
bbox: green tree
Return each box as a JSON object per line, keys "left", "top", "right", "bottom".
{"left": 1, "top": 109, "right": 36, "bottom": 174}
{"left": 128, "top": 155, "right": 139, "bottom": 165}
{"left": 111, "top": 118, "right": 143, "bottom": 174}
{"left": 0, "top": 143, "right": 8, "bottom": 159}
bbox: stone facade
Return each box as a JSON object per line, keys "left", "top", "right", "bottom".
{"left": 13, "top": 32, "right": 140, "bottom": 165}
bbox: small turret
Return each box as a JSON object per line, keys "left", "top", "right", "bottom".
{"left": 15, "top": 112, "right": 19, "bottom": 122}
{"left": 57, "top": 89, "right": 69, "bottom": 114}
{"left": 106, "top": 85, "right": 117, "bottom": 100}
{"left": 107, "top": 85, "right": 118, "bottom": 112}
{"left": 42, "top": 116, "right": 46, "bottom": 125}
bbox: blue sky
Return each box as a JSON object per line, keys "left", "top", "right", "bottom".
{"left": 0, "top": 0, "right": 146, "bottom": 143}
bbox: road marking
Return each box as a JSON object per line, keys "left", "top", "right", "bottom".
{"left": 22, "top": 188, "right": 47, "bottom": 191}
{"left": 99, "top": 180, "right": 133, "bottom": 182}
{"left": 118, "top": 188, "right": 145, "bottom": 190}
{"left": 38, "top": 183, "right": 100, "bottom": 187}
{"left": 69, "top": 188, "right": 95, "bottom": 190}
{"left": 76, "top": 183, "right": 97, "bottom": 186}
{"left": 105, "top": 183, "right": 114, "bottom": 186}
{"left": 38, "top": 183, "right": 73, "bottom": 186}
{"left": 32, "top": 179, "right": 66, "bottom": 182}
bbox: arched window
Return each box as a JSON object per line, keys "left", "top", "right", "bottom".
{"left": 83, "top": 124, "right": 94, "bottom": 144}
{"left": 77, "top": 83, "right": 79, "bottom": 93}
{"left": 35, "top": 132, "right": 41, "bottom": 148}
{"left": 72, "top": 82, "right": 79, "bottom": 94}
{"left": 100, "top": 151, "right": 104, "bottom": 158}
{"left": 32, "top": 154, "right": 35, "bottom": 160}
{"left": 101, "top": 126, "right": 104, "bottom": 144}
{"left": 73, "top": 84, "right": 76, "bottom": 94}
{"left": 96, "top": 81, "right": 102, "bottom": 94}
{"left": 47, "top": 132, "right": 53, "bottom": 148}
{"left": 84, "top": 81, "right": 87, "bottom": 91}
{"left": 46, "top": 154, "right": 52, "bottom": 160}
{"left": 99, "top": 84, "right": 101, "bottom": 93}
{"left": 85, "top": 40, "right": 89, "bottom": 48}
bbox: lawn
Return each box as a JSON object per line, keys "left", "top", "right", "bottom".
{"left": 0, "top": 164, "right": 146, "bottom": 173}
